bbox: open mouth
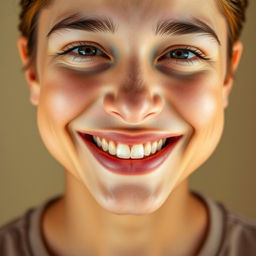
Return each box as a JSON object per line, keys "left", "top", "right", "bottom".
{"left": 77, "top": 132, "right": 183, "bottom": 175}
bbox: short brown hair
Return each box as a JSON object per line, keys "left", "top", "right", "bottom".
{"left": 18, "top": 0, "right": 249, "bottom": 68}
{"left": 19, "top": 0, "right": 49, "bottom": 68}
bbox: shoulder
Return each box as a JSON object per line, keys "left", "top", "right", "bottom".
{"left": 0, "top": 195, "right": 62, "bottom": 256}
{"left": 0, "top": 208, "right": 35, "bottom": 256}
{"left": 218, "top": 202, "right": 256, "bottom": 256}
{"left": 192, "top": 190, "right": 256, "bottom": 256}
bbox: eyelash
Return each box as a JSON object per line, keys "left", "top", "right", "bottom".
{"left": 157, "top": 45, "right": 210, "bottom": 65}
{"left": 57, "top": 42, "right": 109, "bottom": 59}
{"left": 56, "top": 42, "right": 210, "bottom": 64}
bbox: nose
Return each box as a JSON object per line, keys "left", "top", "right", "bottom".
{"left": 103, "top": 65, "right": 164, "bottom": 124}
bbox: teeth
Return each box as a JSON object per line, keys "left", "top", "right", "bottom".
{"left": 101, "top": 138, "right": 108, "bottom": 151}
{"left": 157, "top": 139, "right": 163, "bottom": 151}
{"left": 144, "top": 142, "right": 151, "bottom": 156}
{"left": 151, "top": 141, "right": 158, "bottom": 154}
{"left": 116, "top": 143, "right": 130, "bottom": 159}
{"left": 91, "top": 135, "right": 167, "bottom": 159}
{"left": 93, "top": 135, "right": 102, "bottom": 147}
{"left": 96, "top": 137, "right": 102, "bottom": 147}
{"left": 130, "top": 144, "right": 144, "bottom": 159}
{"left": 108, "top": 140, "right": 116, "bottom": 155}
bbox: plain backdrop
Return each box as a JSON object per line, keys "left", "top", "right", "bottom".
{"left": 0, "top": 0, "right": 256, "bottom": 226}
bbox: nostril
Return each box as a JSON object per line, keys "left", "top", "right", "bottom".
{"left": 143, "top": 112, "right": 157, "bottom": 119}
{"left": 111, "top": 111, "right": 123, "bottom": 118}
{"left": 103, "top": 91, "right": 164, "bottom": 123}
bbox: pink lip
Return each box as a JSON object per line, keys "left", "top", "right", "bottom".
{"left": 77, "top": 130, "right": 180, "bottom": 145}
{"left": 77, "top": 132, "right": 183, "bottom": 176}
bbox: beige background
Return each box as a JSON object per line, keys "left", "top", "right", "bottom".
{"left": 0, "top": 0, "right": 255, "bottom": 226}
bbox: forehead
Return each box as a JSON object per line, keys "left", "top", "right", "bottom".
{"left": 41, "top": 0, "right": 225, "bottom": 34}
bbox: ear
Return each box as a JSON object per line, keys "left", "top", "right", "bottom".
{"left": 223, "top": 41, "right": 243, "bottom": 109}
{"left": 17, "top": 36, "right": 40, "bottom": 106}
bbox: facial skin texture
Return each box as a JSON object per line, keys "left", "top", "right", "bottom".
{"left": 18, "top": 0, "right": 243, "bottom": 255}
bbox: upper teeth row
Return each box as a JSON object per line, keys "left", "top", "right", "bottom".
{"left": 92, "top": 135, "right": 167, "bottom": 159}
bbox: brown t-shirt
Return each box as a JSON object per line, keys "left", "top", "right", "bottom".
{"left": 0, "top": 190, "right": 256, "bottom": 256}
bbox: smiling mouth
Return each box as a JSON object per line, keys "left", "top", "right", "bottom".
{"left": 86, "top": 133, "right": 176, "bottom": 158}
{"left": 77, "top": 132, "right": 183, "bottom": 175}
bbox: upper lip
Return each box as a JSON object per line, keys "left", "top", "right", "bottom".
{"left": 78, "top": 130, "right": 182, "bottom": 145}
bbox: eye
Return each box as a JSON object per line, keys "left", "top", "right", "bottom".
{"left": 158, "top": 46, "right": 209, "bottom": 63}
{"left": 156, "top": 46, "right": 211, "bottom": 74}
{"left": 58, "top": 43, "right": 106, "bottom": 58}
{"left": 55, "top": 42, "right": 112, "bottom": 70}
{"left": 167, "top": 49, "right": 197, "bottom": 60}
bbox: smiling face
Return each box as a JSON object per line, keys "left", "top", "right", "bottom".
{"left": 18, "top": 0, "right": 242, "bottom": 214}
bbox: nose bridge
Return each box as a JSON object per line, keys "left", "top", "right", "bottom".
{"left": 122, "top": 56, "right": 146, "bottom": 93}
{"left": 103, "top": 56, "right": 164, "bottom": 124}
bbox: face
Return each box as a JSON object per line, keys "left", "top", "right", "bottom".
{"left": 19, "top": 0, "right": 242, "bottom": 214}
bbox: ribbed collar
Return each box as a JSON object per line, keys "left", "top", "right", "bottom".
{"left": 28, "top": 190, "right": 224, "bottom": 256}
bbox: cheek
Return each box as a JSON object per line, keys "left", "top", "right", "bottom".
{"left": 164, "top": 73, "right": 223, "bottom": 129}
{"left": 165, "top": 73, "right": 225, "bottom": 183}
{"left": 36, "top": 69, "right": 105, "bottom": 172}
{"left": 38, "top": 69, "right": 103, "bottom": 127}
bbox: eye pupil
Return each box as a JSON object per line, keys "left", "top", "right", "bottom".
{"left": 171, "top": 49, "right": 190, "bottom": 59}
{"left": 176, "top": 51, "right": 183, "bottom": 57}
{"left": 78, "top": 46, "right": 97, "bottom": 56}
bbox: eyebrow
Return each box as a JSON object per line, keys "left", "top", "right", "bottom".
{"left": 47, "top": 13, "right": 221, "bottom": 45}
{"left": 155, "top": 18, "right": 221, "bottom": 45}
{"left": 47, "top": 13, "right": 117, "bottom": 37}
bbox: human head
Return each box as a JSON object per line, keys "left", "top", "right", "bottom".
{"left": 17, "top": 0, "right": 248, "bottom": 215}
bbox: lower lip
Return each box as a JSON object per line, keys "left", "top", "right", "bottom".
{"left": 77, "top": 133, "right": 183, "bottom": 176}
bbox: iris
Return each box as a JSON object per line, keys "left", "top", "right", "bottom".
{"left": 77, "top": 46, "right": 98, "bottom": 56}
{"left": 169, "top": 49, "right": 193, "bottom": 59}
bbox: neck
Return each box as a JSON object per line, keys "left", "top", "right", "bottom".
{"left": 42, "top": 172, "right": 208, "bottom": 256}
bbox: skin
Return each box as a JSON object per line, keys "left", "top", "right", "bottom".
{"left": 18, "top": 0, "right": 243, "bottom": 255}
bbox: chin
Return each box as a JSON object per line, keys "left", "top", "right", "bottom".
{"left": 98, "top": 187, "right": 163, "bottom": 215}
